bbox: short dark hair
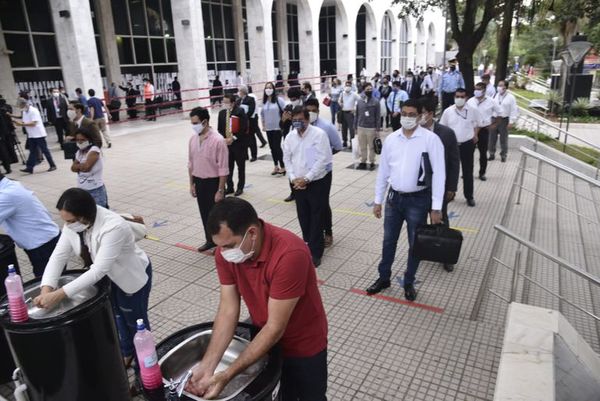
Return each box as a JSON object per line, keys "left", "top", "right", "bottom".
{"left": 88, "top": 89, "right": 95, "bottom": 97}
{"left": 475, "top": 82, "right": 485, "bottom": 89}
{"left": 75, "top": 126, "right": 103, "bottom": 148}
{"left": 302, "top": 81, "right": 312, "bottom": 91}
{"left": 304, "top": 98, "right": 320, "bottom": 109}
{"left": 223, "top": 93, "right": 236, "bottom": 103}
{"left": 392, "top": 81, "right": 402, "bottom": 88}
{"left": 287, "top": 87, "right": 303, "bottom": 100}
{"left": 190, "top": 107, "right": 209, "bottom": 122}
{"left": 363, "top": 82, "right": 373, "bottom": 90}
{"left": 498, "top": 80, "right": 509, "bottom": 88}
{"left": 73, "top": 103, "right": 85, "bottom": 113}
{"left": 75, "top": 88, "right": 82, "bottom": 95}
{"left": 455, "top": 87, "right": 466, "bottom": 94}
{"left": 402, "top": 99, "right": 422, "bottom": 114}
{"left": 292, "top": 106, "right": 309, "bottom": 119}
{"left": 482, "top": 74, "right": 490, "bottom": 81}
{"left": 207, "top": 198, "right": 259, "bottom": 237}
{"left": 56, "top": 188, "right": 97, "bottom": 223}
{"left": 419, "top": 97, "right": 438, "bottom": 114}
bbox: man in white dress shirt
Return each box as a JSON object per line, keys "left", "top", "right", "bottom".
{"left": 365, "top": 99, "right": 445, "bottom": 301}
{"left": 481, "top": 74, "right": 496, "bottom": 98}
{"left": 283, "top": 106, "right": 333, "bottom": 267}
{"left": 466, "top": 82, "right": 501, "bottom": 181}
{"left": 440, "top": 88, "right": 481, "bottom": 207}
{"left": 489, "top": 80, "right": 518, "bottom": 162}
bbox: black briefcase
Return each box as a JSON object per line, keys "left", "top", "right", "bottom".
{"left": 63, "top": 141, "right": 78, "bottom": 160}
{"left": 413, "top": 224, "right": 463, "bottom": 264}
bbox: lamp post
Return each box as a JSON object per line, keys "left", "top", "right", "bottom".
{"left": 561, "top": 41, "right": 592, "bottom": 133}
{"left": 482, "top": 49, "right": 488, "bottom": 71}
{"left": 551, "top": 36, "right": 559, "bottom": 61}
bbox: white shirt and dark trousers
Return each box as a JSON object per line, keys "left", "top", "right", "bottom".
{"left": 370, "top": 126, "right": 445, "bottom": 296}
{"left": 283, "top": 125, "right": 333, "bottom": 265}
{"left": 467, "top": 96, "right": 500, "bottom": 179}
{"left": 22, "top": 106, "right": 57, "bottom": 173}
{"left": 42, "top": 206, "right": 153, "bottom": 360}
{"left": 490, "top": 91, "right": 518, "bottom": 161}
{"left": 440, "top": 104, "right": 481, "bottom": 203}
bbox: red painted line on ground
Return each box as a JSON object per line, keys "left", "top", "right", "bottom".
{"left": 317, "top": 279, "right": 325, "bottom": 286}
{"left": 175, "top": 243, "right": 199, "bottom": 252}
{"left": 349, "top": 288, "right": 445, "bottom": 314}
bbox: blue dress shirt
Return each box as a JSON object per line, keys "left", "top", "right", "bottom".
{"left": 386, "top": 89, "right": 409, "bottom": 113}
{"left": 313, "top": 116, "right": 343, "bottom": 172}
{"left": 439, "top": 71, "right": 466, "bottom": 93}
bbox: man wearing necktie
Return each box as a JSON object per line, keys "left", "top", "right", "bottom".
{"left": 386, "top": 81, "right": 409, "bottom": 131}
{"left": 46, "top": 87, "right": 68, "bottom": 149}
{"left": 218, "top": 94, "right": 248, "bottom": 197}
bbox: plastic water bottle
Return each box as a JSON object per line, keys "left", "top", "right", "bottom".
{"left": 4, "top": 265, "right": 28, "bottom": 323}
{"left": 133, "top": 319, "right": 162, "bottom": 390}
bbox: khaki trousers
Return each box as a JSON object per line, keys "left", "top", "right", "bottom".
{"left": 357, "top": 127, "right": 376, "bottom": 163}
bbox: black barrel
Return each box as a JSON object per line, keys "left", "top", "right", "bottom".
{"left": 145, "top": 322, "right": 282, "bottom": 401}
{"left": 0, "top": 234, "right": 20, "bottom": 384}
{"left": 0, "top": 271, "right": 130, "bottom": 401}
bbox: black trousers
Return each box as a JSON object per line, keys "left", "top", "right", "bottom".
{"left": 267, "top": 130, "right": 285, "bottom": 168}
{"left": 227, "top": 144, "right": 246, "bottom": 192}
{"left": 193, "top": 176, "right": 220, "bottom": 245}
{"left": 322, "top": 171, "right": 333, "bottom": 236}
{"left": 126, "top": 102, "right": 137, "bottom": 118}
{"left": 477, "top": 127, "right": 490, "bottom": 177}
{"left": 248, "top": 117, "right": 266, "bottom": 159}
{"left": 53, "top": 117, "right": 67, "bottom": 145}
{"left": 390, "top": 113, "right": 401, "bottom": 131}
{"left": 294, "top": 176, "right": 328, "bottom": 260}
{"left": 459, "top": 140, "right": 475, "bottom": 200}
{"left": 441, "top": 91, "right": 455, "bottom": 112}
{"left": 145, "top": 99, "right": 156, "bottom": 120}
{"left": 23, "top": 234, "right": 60, "bottom": 277}
{"left": 280, "top": 348, "right": 327, "bottom": 401}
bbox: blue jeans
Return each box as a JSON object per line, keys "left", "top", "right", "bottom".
{"left": 377, "top": 190, "right": 431, "bottom": 285}
{"left": 25, "top": 137, "right": 56, "bottom": 171}
{"left": 86, "top": 185, "right": 109, "bottom": 208}
{"left": 329, "top": 101, "right": 340, "bottom": 125}
{"left": 110, "top": 262, "right": 152, "bottom": 358}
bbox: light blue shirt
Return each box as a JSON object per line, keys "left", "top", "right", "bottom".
{"left": 0, "top": 178, "right": 59, "bottom": 250}
{"left": 386, "top": 89, "right": 409, "bottom": 113}
{"left": 313, "top": 116, "right": 342, "bottom": 172}
{"left": 439, "top": 71, "right": 465, "bottom": 93}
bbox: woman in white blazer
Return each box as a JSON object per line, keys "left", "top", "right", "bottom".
{"left": 35, "top": 188, "right": 153, "bottom": 369}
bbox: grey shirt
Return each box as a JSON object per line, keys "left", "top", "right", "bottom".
{"left": 260, "top": 97, "right": 287, "bottom": 131}
{"left": 355, "top": 96, "right": 381, "bottom": 130}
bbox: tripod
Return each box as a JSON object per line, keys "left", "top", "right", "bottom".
{"left": 11, "top": 132, "right": 26, "bottom": 164}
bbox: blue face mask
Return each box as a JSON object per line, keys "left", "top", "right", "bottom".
{"left": 292, "top": 120, "right": 305, "bottom": 131}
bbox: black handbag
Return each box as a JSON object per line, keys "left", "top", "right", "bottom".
{"left": 373, "top": 137, "right": 382, "bottom": 154}
{"left": 413, "top": 224, "right": 463, "bottom": 265}
{"left": 63, "top": 141, "right": 78, "bottom": 160}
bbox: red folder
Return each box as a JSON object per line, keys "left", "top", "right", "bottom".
{"left": 230, "top": 115, "right": 240, "bottom": 134}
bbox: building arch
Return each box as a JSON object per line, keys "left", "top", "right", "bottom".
{"left": 426, "top": 22, "right": 436, "bottom": 67}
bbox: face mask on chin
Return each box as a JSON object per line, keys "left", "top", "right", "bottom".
{"left": 221, "top": 229, "right": 255, "bottom": 264}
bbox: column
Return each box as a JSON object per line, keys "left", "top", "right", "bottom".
{"left": 93, "top": 0, "right": 121, "bottom": 86}
{"left": 172, "top": 0, "right": 209, "bottom": 109}
{"left": 232, "top": 1, "right": 247, "bottom": 77}
{"left": 297, "top": 1, "right": 320, "bottom": 79}
{"left": 245, "top": 0, "right": 275, "bottom": 86}
{"left": 335, "top": 5, "right": 352, "bottom": 77}
{"left": 0, "top": 21, "right": 17, "bottom": 106}
{"left": 49, "top": 0, "right": 103, "bottom": 96}
{"left": 276, "top": 0, "right": 288, "bottom": 75}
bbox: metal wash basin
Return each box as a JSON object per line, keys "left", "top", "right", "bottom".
{"left": 159, "top": 330, "right": 267, "bottom": 401}
{"left": 24, "top": 275, "right": 98, "bottom": 320}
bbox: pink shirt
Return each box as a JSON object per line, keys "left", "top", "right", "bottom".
{"left": 188, "top": 127, "right": 229, "bottom": 179}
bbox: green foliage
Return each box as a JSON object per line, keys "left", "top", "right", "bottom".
{"left": 571, "top": 98, "right": 590, "bottom": 116}
{"left": 512, "top": 128, "right": 600, "bottom": 165}
{"left": 545, "top": 90, "right": 563, "bottom": 115}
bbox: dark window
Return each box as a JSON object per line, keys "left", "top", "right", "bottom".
{"left": 24, "top": 0, "right": 53, "bottom": 32}
{"left": 151, "top": 38, "right": 165, "bottom": 63}
{"left": 203, "top": 0, "right": 236, "bottom": 72}
{"left": 0, "top": 0, "right": 28, "bottom": 31}
{"left": 116, "top": 36, "right": 134, "bottom": 64}
{"left": 134, "top": 37, "right": 150, "bottom": 63}
{"left": 211, "top": 4, "right": 223, "bottom": 38}
{"left": 33, "top": 35, "right": 59, "bottom": 66}
{"left": 162, "top": 0, "right": 174, "bottom": 36}
{"left": 112, "top": 0, "right": 130, "bottom": 35}
{"left": 202, "top": 3, "right": 212, "bottom": 36}
{"left": 4, "top": 33, "right": 34, "bottom": 67}
{"left": 90, "top": 0, "right": 99, "bottom": 34}
{"left": 214, "top": 40, "right": 226, "bottom": 61}
{"left": 95, "top": 36, "right": 104, "bottom": 65}
{"left": 166, "top": 38, "right": 176, "bottom": 62}
{"left": 205, "top": 39, "right": 215, "bottom": 62}
{"left": 226, "top": 41, "right": 235, "bottom": 61}
{"left": 146, "top": 0, "right": 162, "bottom": 36}
{"left": 129, "top": 0, "right": 147, "bottom": 35}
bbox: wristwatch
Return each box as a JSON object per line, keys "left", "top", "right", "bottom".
{"left": 303, "top": 177, "right": 311, "bottom": 185}
{"left": 217, "top": 188, "right": 225, "bottom": 194}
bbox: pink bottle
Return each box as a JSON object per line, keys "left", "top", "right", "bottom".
{"left": 4, "top": 265, "right": 28, "bottom": 323}
{"left": 133, "top": 319, "right": 163, "bottom": 390}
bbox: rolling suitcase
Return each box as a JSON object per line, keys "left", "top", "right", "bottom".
{"left": 413, "top": 224, "right": 463, "bottom": 264}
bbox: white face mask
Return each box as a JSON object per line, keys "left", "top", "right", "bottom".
{"left": 67, "top": 110, "right": 77, "bottom": 120}
{"left": 419, "top": 114, "right": 432, "bottom": 127}
{"left": 290, "top": 99, "right": 301, "bottom": 107}
{"left": 76, "top": 141, "right": 90, "bottom": 150}
{"left": 265, "top": 88, "right": 274, "bottom": 96}
{"left": 474, "top": 90, "right": 484, "bottom": 98}
{"left": 192, "top": 122, "right": 205, "bottom": 135}
{"left": 401, "top": 116, "right": 418, "bottom": 130}
{"left": 67, "top": 221, "right": 88, "bottom": 233}
{"left": 221, "top": 229, "right": 255, "bottom": 264}
{"left": 309, "top": 111, "right": 318, "bottom": 124}
{"left": 344, "top": 86, "right": 351, "bottom": 93}
{"left": 52, "top": 92, "right": 59, "bottom": 98}
{"left": 454, "top": 98, "right": 466, "bottom": 107}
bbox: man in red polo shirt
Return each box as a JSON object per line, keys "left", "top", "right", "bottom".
{"left": 185, "top": 197, "right": 328, "bottom": 401}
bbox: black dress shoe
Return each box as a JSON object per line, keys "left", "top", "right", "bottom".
{"left": 284, "top": 194, "right": 295, "bottom": 202}
{"left": 312, "top": 257, "right": 321, "bottom": 267}
{"left": 404, "top": 284, "right": 417, "bottom": 301}
{"left": 225, "top": 188, "right": 234, "bottom": 195}
{"left": 250, "top": 157, "right": 257, "bottom": 162}
{"left": 234, "top": 189, "right": 243, "bottom": 196}
{"left": 342, "top": 141, "right": 347, "bottom": 148}
{"left": 501, "top": 156, "right": 507, "bottom": 163}
{"left": 197, "top": 242, "right": 216, "bottom": 253}
{"left": 366, "top": 278, "right": 391, "bottom": 295}
{"left": 443, "top": 264, "right": 454, "bottom": 272}
{"left": 479, "top": 175, "right": 487, "bottom": 181}
{"left": 487, "top": 155, "right": 495, "bottom": 161}
{"left": 467, "top": 198, "right": 476, "bottom": 207}
{"left": 20, "top": 168, "right": 33, "bottom": 174}
{"left": 369, "top": 163, "right": 376, "bottom": 171}
{"left": 48, "top": 166, "right": 57, "bottom": 172}
{"left": 356, "top": 163, "right": 367, "bottom": 170}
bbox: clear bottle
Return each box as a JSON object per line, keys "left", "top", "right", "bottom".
{"left": 133, "top": 318, "right": 162, "bottom": 390}
{"left": 4, "top": 265, "right": 28, "bottom": 323}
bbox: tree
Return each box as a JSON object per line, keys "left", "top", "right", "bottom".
{"left": 495, "top": 0, "right": 519, "bottom": 82}
{"left": 392, "top": 0, "right": 505, "bottom": 94}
